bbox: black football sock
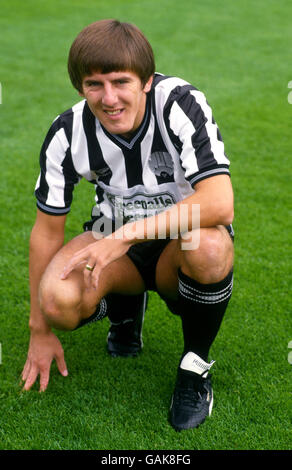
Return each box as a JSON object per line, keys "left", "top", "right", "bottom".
{"left": 178, "top": 268, "right": 233, "bottom": 362}
{"left": 74, "top": 293, "right": 147, "bottom": 330}
{"left": 74, "top": 297, "right": 108, "bottom": 330}
{"left": 106, "top": 292, "right": 147, "bottom": 325}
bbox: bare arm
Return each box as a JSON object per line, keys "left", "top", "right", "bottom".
{"left": 61, "top": 175, "right": 234, "bottom": 288}
{"left": 29, "top": 210, "right": 66, "bottom": 329}
{"left": 22, "top": 210, "right": 68, "bottom": 391}
{"left": 127, "top": 174, "right": 234, "bottom": 239}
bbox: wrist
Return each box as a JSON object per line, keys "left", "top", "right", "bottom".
{"left": 111, "top": 223, "right": 139, "bottom": 245}
{"left": 114, "top": 220, "right": 148, "bottom": 245}
{"left": 29, "top": 318, "right": 51, "bottom": 335}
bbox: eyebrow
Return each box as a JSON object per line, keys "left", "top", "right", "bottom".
{"left": 83, "top": 74, "right": 134, "bottom": 86}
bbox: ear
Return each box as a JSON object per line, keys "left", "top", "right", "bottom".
{"left": 143, "top": 75, "right": 154, "bottom": 93}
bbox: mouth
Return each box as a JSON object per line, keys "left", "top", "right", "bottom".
{"left": 104, "top": 108, "right": 124, "bottom": 118}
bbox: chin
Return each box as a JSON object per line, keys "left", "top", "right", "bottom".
{"left": 108, "top": 123, "right": 134, "bottom": 136}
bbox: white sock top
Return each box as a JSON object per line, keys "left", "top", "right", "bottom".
{"left": 180, "top": 352, "right": 215, "bottom": 378}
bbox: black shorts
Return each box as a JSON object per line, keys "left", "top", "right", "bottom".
{"left": 83, "top": 216, "right": 234, "bottom": 291}
{"left": 127, "top": 239, "right": 171, "bottom": 290}
{"left": 126, "top": 224, "right": 234, "bottom": 291}
{"left": 83, "top": 215, "right": 170, "bottom": 290}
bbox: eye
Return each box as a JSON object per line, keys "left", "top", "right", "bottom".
{"left": 85, "top": 80, "right": 102, "bottom": 88}
{"left": 90, "top": 81, "right": 102, "bottom": 87}
{"left": 116, "top": 79, "right": 130, "bottom": 86}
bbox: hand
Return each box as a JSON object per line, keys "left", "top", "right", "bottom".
{"left": 61, "top": 235, "right": 132, "bottom": 290}
{"left": 21, "top": 330, "right": 68, "bottom": 392}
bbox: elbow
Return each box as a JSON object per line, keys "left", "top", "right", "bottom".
{"left": 217, "top": 202, "right": 234, "bottom": 227}
{"left": 219, "top": 187, "right": 234, "bottom": 226}
{"left": 223, "top": 206, "right": 234, "bottom": 226}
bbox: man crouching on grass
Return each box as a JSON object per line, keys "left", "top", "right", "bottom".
{"left": 21, "top": 19, "right": 234, "bottom": 431}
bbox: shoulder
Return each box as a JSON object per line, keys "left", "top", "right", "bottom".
{"left": 152, "top": 72, "right": 192, "bottom": 87}
{"left": 152, "top": 73, "right": 196, "bottom": 95}
{"left": 151, "top": 73, "right": 200, "bottom": 110}
{"left": 53, "top": 99, "right": 86, "bottom": 126}
{"left": 46, "top": 99, "right": 86, "bottom": 143}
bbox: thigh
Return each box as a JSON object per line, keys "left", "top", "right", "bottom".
{"left": 155, "top": 238, "right": 181, "bottom": 300}
{"left": 41, "top": 231, "right": 146, "bottom": 313}
{"left": 155, "top": 225, "right": 234, "bottom": 301}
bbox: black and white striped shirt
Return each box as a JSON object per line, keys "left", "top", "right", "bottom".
{"left": 35, "top": 73, "right": 230, "bottom": 223}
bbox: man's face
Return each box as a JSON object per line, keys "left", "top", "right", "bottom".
{"left": 80, "top": 70, "right": 153, "bottom": 138}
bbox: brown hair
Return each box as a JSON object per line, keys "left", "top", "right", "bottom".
{"left": 68, "top": 19, "right": 155, "bottom": 92}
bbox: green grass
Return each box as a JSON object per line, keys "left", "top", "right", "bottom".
{"left": 0, "top": 0, "right": 291, "bottom": 451}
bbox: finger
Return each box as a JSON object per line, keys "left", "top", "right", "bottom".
{"left": 83, "top": 259, "right": 96, "bottom": 290}
{"left": 21, "top": 360, "right": 30, "bottom": 382}
{"left": 23, "top": 365, "right": 39, "bottom": 391}
{"left": 39, "top": 368, "right": 50, "bottom": 393}
{"left": 61, "top": 258, "right": 87, "bottom": 279}
{"left": 55, "top": 352, "right": 68, "bottom": 377}
{"left": 61, "top": 242, "right": 100, "bottom": 280}
{"left": 91, "top": 265, "right": 102, "bottom": 290}
{"left": 38, "top": 357, "right": 54, "bottom": 392}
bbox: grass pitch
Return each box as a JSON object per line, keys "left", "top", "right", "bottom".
{"left": 0, "top": 0, "right": 291, "bottom": 451}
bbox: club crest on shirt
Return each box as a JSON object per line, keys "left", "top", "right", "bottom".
{"left": 148, "top": 151, "right": 174, "bottom": 179}
{"left": 90, "top": 167, "right": 111, "bottom": 181}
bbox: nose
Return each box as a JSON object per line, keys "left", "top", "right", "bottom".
{"left": 102, "top": 83, "right": 118, "bottom": 108}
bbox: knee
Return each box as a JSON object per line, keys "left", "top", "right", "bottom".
{"left": 198, "top": 228, "right": 227, "bottom": 264}
{"left": 39, "top": 277, "right": 81, "bottom": 330}
{"left": 180, "top": 227, "right": 233, "bottom": 283}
